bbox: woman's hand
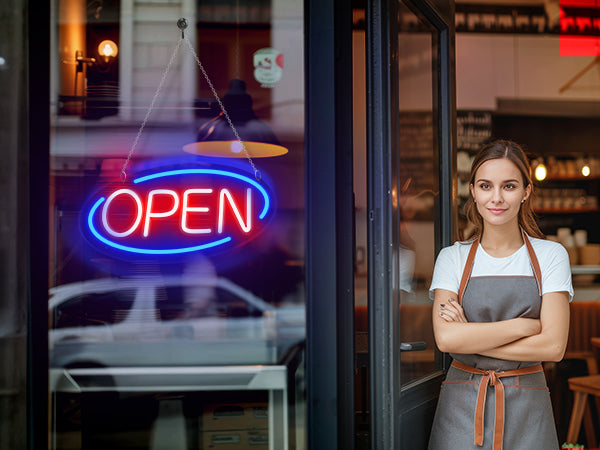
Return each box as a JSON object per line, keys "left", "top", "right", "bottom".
{"left": 439, "top": 298, "right": 468, "bottom": 323}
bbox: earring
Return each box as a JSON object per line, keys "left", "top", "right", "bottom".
{"left": 521, "top": 199, "right": 526, "bottom": 203}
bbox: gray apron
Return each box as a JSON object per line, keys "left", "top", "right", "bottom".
{"left": 428, "top": 235, "right": 559, "bottom": 450}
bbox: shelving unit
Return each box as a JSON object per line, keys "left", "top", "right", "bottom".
{"left": 492, "top": 100, "right": 600, "bottom": 244}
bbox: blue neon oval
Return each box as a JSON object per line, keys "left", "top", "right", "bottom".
{"left": 133, "top": 169, "right": 270, "bottom": 219}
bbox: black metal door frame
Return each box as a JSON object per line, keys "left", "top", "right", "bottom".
{"left": 28, "top": 0, "right": 50, "bottom": 448}
{"left": 365, "top": 0, "right": 456, "bottom": 448}
{"left": 305, "top": 0, "right": 355, "bottom": 449}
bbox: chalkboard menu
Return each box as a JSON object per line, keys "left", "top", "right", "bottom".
{"left": 398, "top": 111, "right": 435, "bottom": 220}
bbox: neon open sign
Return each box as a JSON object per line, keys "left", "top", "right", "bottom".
{"left": 82, "top": 167, "right": 273, "bottom": 256}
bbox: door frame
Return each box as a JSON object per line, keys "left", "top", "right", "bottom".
{"left": 305, "top": 0, "right": 355, "bottom": 449}
{"left": 29, "top": 1, "right": 50, "bottom": 449}
{"left": 365, "top": 0, "right": 456, "bottom": 448}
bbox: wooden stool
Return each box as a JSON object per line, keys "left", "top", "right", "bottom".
{"left": 566, "top": 375, "right": 600, "bottom": 446}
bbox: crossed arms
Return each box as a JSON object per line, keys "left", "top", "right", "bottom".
{"left": 432, "top": 288, "right": 570, "bottom": 362}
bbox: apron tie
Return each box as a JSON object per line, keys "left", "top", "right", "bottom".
{"left": 452, "top": 360, "right": 544, "bottom": 450}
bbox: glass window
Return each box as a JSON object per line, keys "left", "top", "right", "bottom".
{"left": 353, "top": 0, "right": 440, "bottom": 397}
{"left": 396, "top": 0, "right": 439, "bottom": 386}
{"left": 50, "top": 0, "right": 305, "bottom": 448}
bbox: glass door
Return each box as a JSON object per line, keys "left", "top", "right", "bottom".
{"left": 355, "top": 0, "right": 455, "bottom": 447}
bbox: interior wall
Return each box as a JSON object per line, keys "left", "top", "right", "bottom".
{"left": 456, "top": 33, "right": 600, "bottom": 109}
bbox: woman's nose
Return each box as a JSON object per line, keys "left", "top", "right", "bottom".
{"left": 491, "top": 188, "right": 504, "bottom": 203}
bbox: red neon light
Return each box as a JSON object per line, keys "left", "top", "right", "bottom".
{"left": 560, "top": 0, "right": 600, "bottom": 56}
{"left": 101, "top": 187, "right": 253, "bottom": 239}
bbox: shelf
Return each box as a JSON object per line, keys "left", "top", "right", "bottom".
{"left": 534, "top": 207, "right": 600, "bottom": 214}
{"left": 572, "top": 265, "right": 600, "bottom": 275}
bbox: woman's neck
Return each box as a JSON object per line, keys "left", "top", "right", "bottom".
{"left": 480, "top": 224, "right": 524, "bottom": 257}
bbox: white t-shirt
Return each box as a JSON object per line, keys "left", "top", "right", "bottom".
{"left": 429, "top": 236, "right": 573, "bottom": 302}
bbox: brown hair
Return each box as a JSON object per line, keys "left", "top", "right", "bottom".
{"left": 463, "top": 139, "right": 544, "bottom": 239}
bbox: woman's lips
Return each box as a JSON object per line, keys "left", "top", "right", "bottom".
{"left": 487, "top": 208, "right": 507, "bottom": 215}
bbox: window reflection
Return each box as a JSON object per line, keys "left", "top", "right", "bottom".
{"left": 50, "top": 0, "right": 305, "bottom": 448}
{"left": 397, "top": 0, "right": 439, "bottom": 384}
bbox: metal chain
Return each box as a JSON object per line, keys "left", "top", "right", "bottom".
{"left": 182, "top": 35, "right": 259, "bottom": 180}
{"left": 121, "top": 38, "right": 183, "bottom": 182}
{"left": 121, "top": 18, "right": 260, "bottom": 182}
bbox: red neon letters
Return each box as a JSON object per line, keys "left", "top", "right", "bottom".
{"left": 101, "top": 188, "right": 252, "bottom": 238}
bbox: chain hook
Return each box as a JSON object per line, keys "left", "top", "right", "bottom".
{"left": 177, "top": 18, "right": 187, "bottom": 39}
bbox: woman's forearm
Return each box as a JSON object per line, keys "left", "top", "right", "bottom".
{"left": 434, "top": 317, "right": 540, "bottom": 354}
{"left": 479, "top": 333, "right": 565, "bottom": 362}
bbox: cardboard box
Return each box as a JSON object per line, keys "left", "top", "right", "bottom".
{"left": 201, "top": 429, "right": 268, "bottom": 449}
{"left": 201, "top": 402, "right": 268, "bottom": 432}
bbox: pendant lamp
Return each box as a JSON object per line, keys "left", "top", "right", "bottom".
{"left": 183, "top": 78, "right": 288, "bottom": 158}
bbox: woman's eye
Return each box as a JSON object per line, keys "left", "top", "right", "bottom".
{"left": 479, "top": 183, "right": 490, "bottom": 190}
{"left": 504, "top": 184, "right": 516, "bottom": 190}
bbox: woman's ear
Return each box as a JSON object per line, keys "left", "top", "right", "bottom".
{"left": 469, "top": 183, "right": 475, "bottom": 202}
{"left": 523, "top": 183, "right": 532, "bottom": 202}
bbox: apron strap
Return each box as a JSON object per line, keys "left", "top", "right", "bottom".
{"left": 522, "top": 230, "right": 542, "bottom": 297}
{"left": 458, "top": 236, "right": 479, "bottom": 305}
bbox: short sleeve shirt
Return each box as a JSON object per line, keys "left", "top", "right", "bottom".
{"left": 429, "top": 236, "right": 573, "bottom": 302}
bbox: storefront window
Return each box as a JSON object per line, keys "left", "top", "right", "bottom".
{"left": 50, "top": 1, "right": 305, "bottom": 448}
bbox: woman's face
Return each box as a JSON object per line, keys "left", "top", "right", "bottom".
{"left": 470, "top": 157, "right": 531, "bottom": 229}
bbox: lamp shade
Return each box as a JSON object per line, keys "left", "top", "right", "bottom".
{"left": 183, "top": 79, "right": 288, "bottom": 158}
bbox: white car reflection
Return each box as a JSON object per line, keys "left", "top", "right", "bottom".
{"left": 49, "top": 276, "right": 305, "bottom": 368}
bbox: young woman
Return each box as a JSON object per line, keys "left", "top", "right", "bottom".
{"left": 428, "top": 140, "right": 572, "bottom": 450}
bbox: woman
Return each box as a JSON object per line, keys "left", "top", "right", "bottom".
{"left": 428, "top": 140, "right": 572, "bottom": 450}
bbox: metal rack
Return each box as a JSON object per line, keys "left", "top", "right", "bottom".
{"left": 50, "top": 365, "right": 289, "bottom": 450}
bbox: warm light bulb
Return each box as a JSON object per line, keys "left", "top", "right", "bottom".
{"left": 582, "top": 165, "right": 591, "bottom": 177}
{"left": 98, "top": 40, "right": 118, "bottom": 58}
{"left": 230, "top": 141, "right": 243, "bottom": 154}
{"left": 535, "top": 164, "right": 547, "bottom": 181}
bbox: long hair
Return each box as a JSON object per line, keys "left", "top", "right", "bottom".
{"left": 463, "top": 140, "right": 544, "bottom": 239}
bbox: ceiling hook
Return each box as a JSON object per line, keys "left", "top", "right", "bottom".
{"left": 177, "top": 18, "right": 188, "bottom": 39}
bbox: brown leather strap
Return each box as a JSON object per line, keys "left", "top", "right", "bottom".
{"left": 458, "top": 237, "right": 479, "bottom": 305}
{"left": 522, "top": 230, "right": 542, "bottom": 296}
{"left": 451, "top": 360, "right": 544, "bottom": 450}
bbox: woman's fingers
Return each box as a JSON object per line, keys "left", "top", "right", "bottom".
{"left": 439, "top": 304, "right": 458, "bottom": 321}
{"left": 439, "top": 299, "right": 468, "bottom": 323}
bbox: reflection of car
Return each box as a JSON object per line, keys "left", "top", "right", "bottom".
{"left": 49, "top": 276, "right": 305, "bottom": 368}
